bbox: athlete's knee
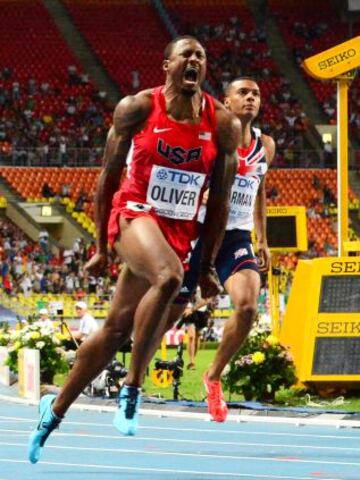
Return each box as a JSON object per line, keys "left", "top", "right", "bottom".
{"left": 104, "top": 308, "right": 133, "bottom": 344}
{"left": 155, "top": 264, "right": 183, "bottom": 297}
{"left": 233, "top": 299, "right": 258, "bottom": 324}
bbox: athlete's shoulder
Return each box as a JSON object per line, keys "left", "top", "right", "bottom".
{"left": 260, "top": 133, "right": 275, "bottom": 165}
{"left": 113, "top": 88, "right": 154, "bottom": 134}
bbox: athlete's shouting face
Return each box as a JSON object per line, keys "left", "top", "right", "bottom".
{"left": 224, "top": 79, "right": 261, "bottom": 121}
{"left": 163, "top": 38, "right": 207, "bottom": 96}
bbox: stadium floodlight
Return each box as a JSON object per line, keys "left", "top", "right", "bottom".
{"left": 303, "top": 36, "right": 360, "bottom": 80}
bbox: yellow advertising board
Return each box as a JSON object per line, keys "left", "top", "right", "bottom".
{"left": 303, "top": 36, "right": 360, "bottom": 80}
{"left": 280, "top": 257, "right": 360, "bottom": 385}
{"left": 265, "top": 206, "right": 307, "bottom": 252}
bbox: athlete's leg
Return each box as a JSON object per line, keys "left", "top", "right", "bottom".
{"left": 29, "top": 264, "right": 148, "bottom": 462}
{"left": 53, "top": 264, "right": 148, "bottom": 416}
{"left": 187, "top": 323, "right": 196, "bottom": 368}
{"left": 207, "top": 269, "right": 260, "bottom": 381}
{"left": 117, "top": 216, "right": 184, "bottom": 387}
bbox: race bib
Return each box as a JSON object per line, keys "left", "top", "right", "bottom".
{"left": 146, "top": 166, "right": 206, "bottom": 220}
{"left": 229, "top": 175, "right": 259, "bottom": 219}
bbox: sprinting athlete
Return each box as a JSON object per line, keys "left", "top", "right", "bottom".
{"left": 28, "top": 36, "right": 240, "bottom": 463}
{"left": 202, "top": 77, "right": 274, "bottom": 422}
{"left": 171, "top": 77, "right": 275, "bottom": 422}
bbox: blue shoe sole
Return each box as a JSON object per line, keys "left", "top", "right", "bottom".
{"left": 113, "top": 409, "right": 138, "bottom": 436}
{"left": 28, "top": 429, "right": 43, "bottom": 464}
{"left": 28, "top": 394, "right": 57, "bottom": 464}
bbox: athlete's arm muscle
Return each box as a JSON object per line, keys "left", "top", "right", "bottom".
{"left": 88, "top": 92, "right": 152, "bottom": 273}
{"left": 254, "top": 134, "right": 275, "bottom": 272}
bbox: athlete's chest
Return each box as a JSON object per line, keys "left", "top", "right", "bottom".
{"left": 237, "top": 139, "right": 268, "bottom": 178}
{"left": 134, "top": 109, "right": 217, "bottom": 173}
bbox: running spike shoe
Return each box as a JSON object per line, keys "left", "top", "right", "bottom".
{"left": 113, "top": 385, "right": 141, "bottom": 436}
{"left": 203, "top": 372, "right": 228, "bottom": 422}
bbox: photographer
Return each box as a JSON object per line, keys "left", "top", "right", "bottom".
{"left": 38, "top": 308, "right": 53, "bottom": 329}
{"left": 73, "top": 301, "right": 99, "bottom": 343}
{"left": 178, "top": 287, "right": 215, "bottom": 370}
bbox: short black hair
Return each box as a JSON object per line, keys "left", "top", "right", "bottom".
{"left": 163, "top": 35, "right": 203, "bottom": 60}
{"left": 224, "top": 76, "right": 259, "bottom": 97}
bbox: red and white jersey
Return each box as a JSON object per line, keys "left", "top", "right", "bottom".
{"left": 198, "top": 127, "right": 267, "bottom": 232}
{"left": 227, "top": 127, "right": 268, "bottom": 231}
{"left": 109, "top": 86, "right": 218, "bottom": 263}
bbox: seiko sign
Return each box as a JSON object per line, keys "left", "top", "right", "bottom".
{"left": 318, "top": 49, "right": 356, "bottom": 70}
{"left": 330, "top": 261, "right": 360, "bottom": 273}
{"left": 303, "top": 36, "right": 360, "bottom": 79}
{"left": 317, "top": 322, "right": 360, "bottom": 335}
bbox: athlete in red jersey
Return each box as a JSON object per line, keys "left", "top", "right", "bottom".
{"left": 107, "top": 84, "right": 219, "bottom": 264}
{"left": 28, "top": 36, "right": 240, "bottom": 461}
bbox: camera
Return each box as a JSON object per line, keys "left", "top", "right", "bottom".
{"left": 84, "top": 359, "right": 128, "bottom": 398}
{"left": 154, "top": 343, "right": 184, "bottom": 400}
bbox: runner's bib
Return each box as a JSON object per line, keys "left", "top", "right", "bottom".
{"left": 146, "top": 165, "right": 206, "bottom": 220}
{"left": 227, "top": 174, "right": 260, "bottom": 229}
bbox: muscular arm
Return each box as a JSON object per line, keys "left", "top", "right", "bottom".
{"left": 199, "top": 107, "right": 241, "bottom": 271}
{"left": 254, "top": 134, "right": 275, "bottom": 270}
{"left": 94, "top": 92, "right": 152, "bottom": 255}
{"left": 254, "top": 176, "right": 267, "bottom": 245}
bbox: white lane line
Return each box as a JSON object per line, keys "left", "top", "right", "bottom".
{"left": 0, "top": 458, "right": 343, "bottom": 480}
{"left": 1, "top": 440, "right": 360, "bottom": 467}
{"left": 0, "top": 416, "right": 359, "bottom": 441}
{"left": 0, "top": 428, "right": 359, "bottom": 452}
{"left": 1, "top": 393, "right": 357, "bottom": 428}
{"left": 1, "top": 432, "right": 359, "bottom": 454}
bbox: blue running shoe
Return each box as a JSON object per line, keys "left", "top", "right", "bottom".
{"left": 113, "top": 385, "right": 141, "bottom": 436}
{"left": 28, "top": 394, "right": 62, "bottom": 464}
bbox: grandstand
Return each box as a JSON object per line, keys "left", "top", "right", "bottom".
{"left": 0, "top": 0, "right": 359, "bottom": 323}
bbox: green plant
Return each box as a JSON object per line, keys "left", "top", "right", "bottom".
{"left": 0, "top": 323, "right": 11, "bottom": 346}
{"left": 223, "top": 330, "right": 297, "bottom": 401}
{"left": 5, "top": 321, "right": 68, "bottom": 383}
{"left": 274, "top": 386, "right": 307, "bottom": 405}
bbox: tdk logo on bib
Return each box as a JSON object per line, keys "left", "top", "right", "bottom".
{"left": 157, "top": 139, "right": 202, "bottom": 165}
{"left": 156, "top": 168, "right": 203, "bottom": 187}
{"left": 156, "top": 169, "right": 168, "bottom": 181}
{"left": 233, "top": 176, "right": 255, "bottom": 189}
{"left": 147, "top": 165, "right": 206, "bottom": 220}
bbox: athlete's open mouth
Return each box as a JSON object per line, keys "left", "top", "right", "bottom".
{"left": 183, "top": 66, "right": 199, "bottom": 85}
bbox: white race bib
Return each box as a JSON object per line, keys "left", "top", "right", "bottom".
{"left": 227, "top": 175, "right": 260, "bottom": 229}
{"left": 146, "top": 166, "right": 206, "bottom": 220}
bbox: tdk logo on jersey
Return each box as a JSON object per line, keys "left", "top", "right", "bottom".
{"left": 157, "top": 139, "right": 202, "bottom": 165}
{"left": 156, "top": 169, "right": 168, "bottom": 181}
{"left": 234, "top": 176, "right": 255, "bottom": 189}
{"left": 159, "top": 168, "right": 203, "bottom": 187}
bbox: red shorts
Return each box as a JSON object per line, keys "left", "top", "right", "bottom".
{"left": 108, "top": 206, "right": 198, "bottom": 268}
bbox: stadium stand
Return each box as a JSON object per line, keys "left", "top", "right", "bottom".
{"left": 0, "top": 167, "right": 99, "bottom": 235}
{"left": 2, "top": 166, "right": 357, "bottom": 256}
{"left": 0, "top": 0, "right": 112, "bottom": 167}
{"left": 161, "top": 0, "right": 314, "bottom": 167}
{"left": 269, "top": 0, "right": 360, "bottom": 131}
{"left": 0, "top": 215, "right": 117, "bottom": 318}
{"left": 63, "top": 0, "right": 171, "bottom": 95}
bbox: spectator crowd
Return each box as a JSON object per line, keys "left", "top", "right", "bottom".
{"left": 0, "top": 217, "right": 119, "bottom": 300}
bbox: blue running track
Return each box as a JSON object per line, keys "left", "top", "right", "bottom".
{"left": 0, "top": 399, "right": 359, "bottom": 479}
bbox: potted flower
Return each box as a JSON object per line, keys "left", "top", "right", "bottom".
{"left": 6, "top": 321, "right": 68, "bottom": 384}
{"left": 223, "top": 329, "right": 297, "bottom": 401}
